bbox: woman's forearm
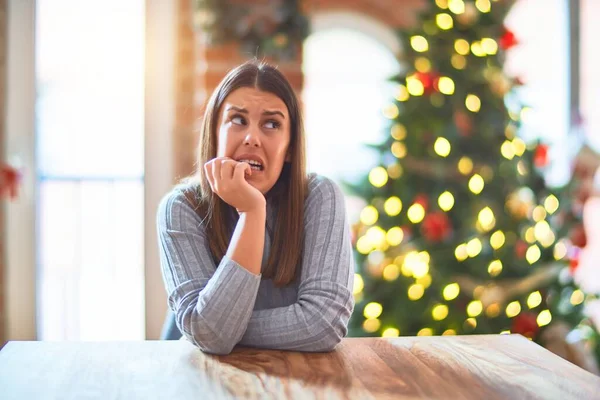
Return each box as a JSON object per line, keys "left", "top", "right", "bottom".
{"left": 226, "top": 207, "right": 266, "bottom": 275}
{"left": 158, "top": 191, "right": 262, "bottom": 355}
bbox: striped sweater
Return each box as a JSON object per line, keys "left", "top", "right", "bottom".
{"left": 156, "top": 174, "right": 355, "bottom": 355}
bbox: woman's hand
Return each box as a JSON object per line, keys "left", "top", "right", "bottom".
{"left": 204, "top": 157, "right": 266, "bottom": 213}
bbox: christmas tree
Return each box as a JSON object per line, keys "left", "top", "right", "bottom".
{"left": 346, "top": 0, "right": 600, "bottom": 371}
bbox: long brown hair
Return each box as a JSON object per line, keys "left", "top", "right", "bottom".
{"left": 184, "top": 59, "right": 307, "bottom": 286}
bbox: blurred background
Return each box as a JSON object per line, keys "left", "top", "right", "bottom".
{"left": 1, "top": 0, "right": 599, "bottom": 370}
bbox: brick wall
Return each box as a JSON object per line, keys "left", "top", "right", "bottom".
{"left": 174, "top": 0, "right": 426, "bottom": 179}
{"left": 173, "top": 0, "right": 197, "bottom": 180}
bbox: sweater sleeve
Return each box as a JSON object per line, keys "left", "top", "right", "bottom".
{"left": 156, "top": 189, "right": 262, "bottom": 355}
{"left": 238, "top": 177, "right": 355, "bottom": 352}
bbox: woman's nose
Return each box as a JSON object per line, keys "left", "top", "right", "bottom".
{"left": 243, "top": 128, "right": 261, "bottom": 147}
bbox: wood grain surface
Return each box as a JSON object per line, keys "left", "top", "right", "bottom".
{"left": 1, "top": 335, "right": 598, "bottom": 399}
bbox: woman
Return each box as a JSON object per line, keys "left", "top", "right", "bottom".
{"left": 157, "top": 59, "right": 355, "bottom": 355}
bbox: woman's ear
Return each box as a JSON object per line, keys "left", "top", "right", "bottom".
{"left": 285, "top": 150, "right": 292, "bottom": 162}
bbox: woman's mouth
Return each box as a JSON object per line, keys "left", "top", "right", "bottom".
{"left": 238, "top": 159, "right": 264, "bottom": 172}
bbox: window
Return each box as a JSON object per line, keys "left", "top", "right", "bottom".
{"left": 303, "top": 23, "right": 400, "bottom": 221}
{"left": 36, "top": 0, "right": 145, "bottom": 340}
{"left": 303, "top": 28, "right": 399, "bottom": 184}
{"left": 504, "top": 0, "right": 570, "bottom": 186}
{"left": 581, "top": 0, "right": 600, "bottom": 152}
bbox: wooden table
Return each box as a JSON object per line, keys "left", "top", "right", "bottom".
{"left": 1, "top": 335, "right": 599, "bottom": 399}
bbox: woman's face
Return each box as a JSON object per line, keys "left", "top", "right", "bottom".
{"left": 216, "top": 87, "right": 291, "bottom": 194}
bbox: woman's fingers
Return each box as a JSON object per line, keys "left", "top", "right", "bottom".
{"left": 205, "top": 158, "right": 251, "bottom": 197}
{"left": 233, "top": 162, "right": 251, "bottom": 183}
{"left": 220, "top": 158, "right": 236, "bottom": 181}
{"left": 204, "top": 158, "right": 263, "bottom": 211}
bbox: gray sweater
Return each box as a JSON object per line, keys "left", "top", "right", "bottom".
{"left": 157, "top": 174, "right": 355, "bottom": 355}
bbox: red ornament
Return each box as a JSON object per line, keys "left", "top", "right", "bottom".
{"left": 534, "top": 144, "right": 550, "bottom": 168}
{"left": 569, "top": 258, "right": 580, "bottom": 274}
{"left": 454, "top": 110, "right": 473, "bottom": 137}
{"left": 415, "top": 72, "right": 439, "bottom": 95}
{"left": 515, "top": 240, "right": 528, "bottom": 259}
{"left": 567, "top": 246, "right": 582, "bottom": 275}
{"left": 500, "top": 27, "right": 518, "bottom": 50}
{"left": 1, "top": 163, "right": 21, "bottom": 200}
{"left": 414, "top": 194, "right": 429, "bottom": 210}
{"left": 421, "top": 212, "right": 452, "bottom": 242}
{"left": 569, "top": 224, "right": 587, "bottom": 248}
{"left": 511, "top": 312, "right": 539, "bottom": 339}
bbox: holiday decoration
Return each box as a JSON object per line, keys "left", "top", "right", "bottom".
{"left": 193, "top": 0, "right": 309, "bottom": 60}
{"left": 456, "top": 2, "right": 479, "bottom": 26}
{"left": 346, "top": 0, "right": 600, "bottom": 372}
{"left": 499, "top": 27, "right": 518, "bottom": 50}
{"left": 512, "top": 312, "right": 539, "bottom": 338}
{"left": 421, "top": 212, "right": 452, "bottom": 242}
{"left": 506, "top": 187, "right": 534, "bottom": 219}
{"left": 570, "top": 224, "right": 587, "bottom": 248}
{"left": 534, "top": 144, "right": 550, "bottom": 168}
{"left": 569, "top": 257, "right": 580, "bottom": 275}
{"left": 0, "top": 163, "right": 21, "bottom": 200}
{"left": 415, "top": 71, "right": 439, "bottom": 95}
{"left": 454, "top": 111, "right": 473, "bottom": 137}
{"left": 514, "top": 240, "right": 528, "bottom": 259}
{"left": 414, "top": 194, "right": 430, "bottom": 210}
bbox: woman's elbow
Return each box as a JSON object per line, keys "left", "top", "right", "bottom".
{"left": 198, "top": 341, "right": 235, "bottom": 355}
{"left": 309, "top": 321, "right": 347, "bottom": 352}
{"left": 183, "top": 316, "right": 237, "bottom": 355}
{"left": 186, "top": 331, "right": 236, "bottom": 355}
{"left": 314, "top": 335, "right": 343, "bottom": 352}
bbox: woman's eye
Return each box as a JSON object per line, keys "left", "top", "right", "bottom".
{"left": 264, "top": 120, "right": 280, "bottom": 129}
{"left": 231, "top": 115, "right": 245, "bottom": 125}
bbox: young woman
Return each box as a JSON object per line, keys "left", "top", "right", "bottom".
{"left": 157, "top": 60, "right": 355, "bottom": 355}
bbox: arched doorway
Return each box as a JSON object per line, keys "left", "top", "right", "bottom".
{"left": 302, "top": 11, "right": 402, "bottom": 219}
